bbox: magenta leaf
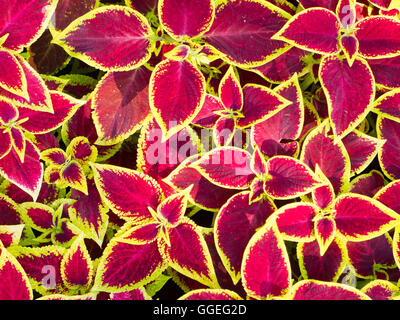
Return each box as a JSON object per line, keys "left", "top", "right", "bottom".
{"left": 375, "top": 180, "right": 400, "bottom": 214}
{"left": 336, "top": 0, "right": 356, "bottom": 28}
{"left": 164, "top": 156, "right": 239, "bottom": 211}
{"left": 355, "top": 16, "right": 400, "bottom": 59}
{"left": 214, "top": 192, "right": 275, "bottom": 284}
{"left": 372, "top": 89, "right": 400, "bottom": 122}
{"left": 347, "top": 234, "right": 395, "bottom": 278}
{"left": 111, "top": 288, "right": 151, "bottom": 300}
{"left": 251, "top": 74, "right": 304, "bottom": 158}
{"left": 251, "top": 47, "right": 309, "bottom": 83}
{"left": 20, "top": 202, "right": 54, "bottom": 231}
{"left": 0, "top": 225, "right": 24, "bottom": 247}
{"left": 213, "top": 117, "right": 236, "bottom": 147}
{"left": 273, "top": 8, "right": 341, "bottom": 55}
{"left": 60, "top": 160, "right": 87, "bottom": 195}
{"left": 94, "top": 236, "right": 166, "bottom": 292}
{"left": 0, "top": 247, "right": 33, "bottom": 300}
{"left": 18, "top": 91, "right": 84, "bottom": 134}
{"left": 66, "top": 137, "right": 97, "bottom": 164}
{"left": 68, "top": 179, "right": 109, "bottom": 246}
{"left": 297, "top": 238, "right": 347, "bottom": 282}
{"left": 314, "top": 217, "right": 336, "bottom": 256}
{"left": 192, "top": 147, "right": 255, "bottom": 190}
{"left": 263, "top": 156, "right": 323, "bottom": 199}
{"left": 319, "top": 56, "right": 375, "bottom": 140}
{"left": 2, "top": 177, "right": 58, "bottom": 207}
{"left": 0, "top": 50, "right": 27, "bottom": 98}
{"left": 92, "top": 67, "right": 152, "bottom": 145}
{"left": 237, "top": 84, "right": 290, "bottom": 129}
{"left": 219, "top": 67, "right": 243, "bottom": 112}
{"left": 61, "top": 100, "right": 120, "bottom": 162}
{"left": 350, "top": 170, "right": 386, "bottom": 198}
{"left": 298, "top": 0, "right": 339, "bottom": 10}
{"left": 340, "top": 35, "right": 359, "bottom": 66}
{"left": 369, "top": 56, "right": 400, "bottom": 89}
{"left": 91, "top": 163, "right": 163, "bottom": 223}
{"left": 192, "top": 94, "right": 223, "bottom": 129}
{"left": 53, "top": 0, "right": 97, "bottom": 31}
{"left": 312, "top": 167, "right": 335, "bottom": 209}
{"left": 159, "top": 0, "right": 215, "bottom": 40}
{"left": 179, "top": 289, "right": 242, "bottom": 300}
{"left": 300, "top": 120, "right": 351, "bottom": 194}
{"left": 11, "top": 128, "right": 26, "bottom": 163}
{"left": 0, "top": 56, "right": 53, "bottom": 113}
{"left": 203, "top": 0, "right": 291, "bottom": 68}
{"left": 115, "top": 223, "right": 160, "bottom": 245}
{"left": 158, "top": 219, "right": 219, "bottom": 288}
{"left": 9, "top": 245, "right": 67, "bottom": 295}
{"left": 126, "top": 0, "right": 158, "bottom": 13}
{"left": 241, "top": 220, "right": 291, "bottom": 299}
{"left": 361, "top": 280, "right": 399, "bottom": 300}
{"left": 276, "top": 202, "right": 318, "bottom": 242}
{"left": 291, "top": 280, "right": 370, "bottom": 300}
{"left": 61, "top": 235, "right": 93, "bottom": 290}
{"left": 334, "top": 193, "right": 400, "bottom": 241}
{"left": 61, "top": 100, "right": 97, "bottom": 142}
{"left": 137, "top": 119, "right": 199, "bottom": 195}
{"left": 53, "top": 6, "right": 153, "bottom": 71}
{"left": 250, "top": 148, "right": 268, "bottom": 177}
{"left": 0, "top": 140, "right": 43, "bottom": 201}
{"left": 377, "top": 116, "right": 400, "bottom": 180}
{"left": 249, "top": 179, "right": 264, "bottom": 203}
{"left": 156, "top": 188, "right": 190, "bottom": 227}
{"left": 342, "top": 130, "right": 383, "bottom": 176}
{"left": 0, "top": 0, "right": 58, "bottom": 52}
{"left": 52, "top": 219, "right": 78, "bottom": 247}
{"left": 150, "top": 59, "right": 206, "bottom": 140}
{"left": 368, "top": 0, "right": 393, "bottom": 9}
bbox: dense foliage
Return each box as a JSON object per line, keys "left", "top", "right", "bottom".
{"left": 1, "top": 0, "right": 400, "bottom": 301}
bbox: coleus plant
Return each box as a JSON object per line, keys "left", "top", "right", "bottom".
{"left": 192, "top": 66, "right": 291, "bottom": 146}
{"left": 272, "top": 0, "right": 400, "bottom": 140}
{"left": 1, "top": 0, "right": 400, "bottom": 302}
